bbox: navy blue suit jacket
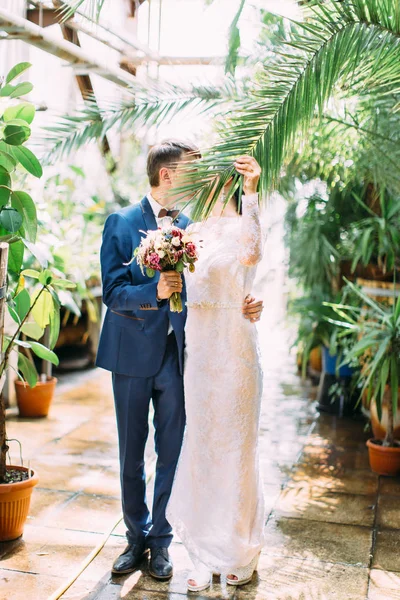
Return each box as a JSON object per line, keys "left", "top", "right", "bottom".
{"left": 96, "top": 196, "right": 191, "bottom": 378}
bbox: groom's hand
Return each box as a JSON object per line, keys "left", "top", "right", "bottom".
{"left": 242, "top": 295, "right": 264, "bottom": 323}
{"left": 157, "top": 272, "right": 183, "bottom": 300}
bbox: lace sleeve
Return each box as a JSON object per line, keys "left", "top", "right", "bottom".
{"left": 238, "top": 193, "right": 263, "bottom": 266}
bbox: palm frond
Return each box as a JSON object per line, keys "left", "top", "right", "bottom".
{"left": 180, "top": 0, "right": 400, "bottom": 218}
{"left": 225, "top": 0, "right": 246, "bottom": 75}
{"left": 57, "top": 0, "right": 105, "bottom": 23}
{"left": 41, "top": 79, "right": 240, "bottom": 165}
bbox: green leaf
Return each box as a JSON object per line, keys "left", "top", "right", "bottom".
{"left": 3, "top": 103, "right": 35, "bottom": 125}
{"left": 0, "top": 84, "right": 15, "bottom": 98}
{"left": 394, "top": 293, "right": 400, "bottom": 323}
{"left": 225, "top": 0, "right": 246, "bottom": 76}
{"left": 380, "top": 357, "right": 390, "bottom": 405}
{"left": 48, "top": 303, "right": 60, "bottom": 350}
{"left": 14, "top": 288, "right": 30, "bottom": 322}
{"left": 39, "top": 269, "right": 53, "bottom": 286}
{"left": 5, "top": 62, "right": 31, "bottom": 85}
{"left": 175, "top": 261, "right": 185, "bottom": 273}
{"left": 3, "top": 123, "right": 31, "bottom": 146}
{"left": 21, "top": 321, "right": 44, "bottom": 340}
{"left": 0, "top": 151, "right": 16, "bottom": 172}
{"left": 31, "top": 288, "right": 53, "bottom": 328}
{"left": 8, "top": 240, "right": 24, "bottom": 274}
{"left": 11, "top": 191, "right": 37, "bottom": 242}
{"left": 146, "top": 268, "right": 156, "bottom": 278}
{"left": 69, "top": 165, "right": 85, "bottom": 177}
{"left": 21, "top": 269, "right": 40, "bottom": 279}
{"left": 51, "top": 279, "right": 76, "bottom": 290}
{"left": 9, "top": 82, "right": 34, "bottom": 99}
{"left": 13, "top": 339, "right": 33, "bottom": 349}
{"left": 9, "top": 146, "right": 42, "bottom": 178}
{"left": 29, "top": 342, "right": 59, "bottom": 366}
{"left": 8, "top": 305, "right": 20, "bottom": 325}
{"left": 0, "top": 208, "right": 23, "bottom": 233}
{"left": 17, "top": 352, "right": 38, "bottom": 388}
{"left": 0, "top": 166, "right": 11, "bottom": 205}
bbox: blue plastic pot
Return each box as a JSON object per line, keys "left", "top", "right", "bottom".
{"left": 322, "top": 346, "right": 353, "bottom": 377}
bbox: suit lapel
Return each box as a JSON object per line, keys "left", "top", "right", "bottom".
{"left": 135, "top": 197, "right": 159, "bottom": 284}
{"left": 140, "top": 196, "right": 158, "bottom": 231}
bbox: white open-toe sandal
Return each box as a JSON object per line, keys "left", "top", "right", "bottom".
{"left": 226, "top": 552, "right": 260, "bottom": 586}
{"left": 187, "top": 565, "right": 211, "bottom": 592}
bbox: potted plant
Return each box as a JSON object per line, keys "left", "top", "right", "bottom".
{"left": 0, "top": 63, "right": 74, "bottom": 540}
{"left": 290, "top": 289, "right": 359, "bottom": 416}
{"left": 349, "top": 192, "right": 400, "bottom": 280}
{"left": 11, "top": 268, "right": 75, "bottom": 418}
{"left": 329, "top": 279, "right": 400, "bottom": 476}
{"left": 290, "top": 289, "right": 333, "bottom": 379}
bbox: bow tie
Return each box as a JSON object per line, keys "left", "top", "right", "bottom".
{"left": 158, "top": 208, "right": 180, "bottom": 220}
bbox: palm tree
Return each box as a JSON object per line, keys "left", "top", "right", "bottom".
{"left": 45, "top": 0, "right": 400, "bottom": 219}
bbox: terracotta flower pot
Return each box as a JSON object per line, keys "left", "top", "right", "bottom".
{"left": 309, "top": 346, "right": 322, "bottom": 373}
{"left": 15, "top": 376, "right": 58, "bottom": 418}
{"left": 367, "top": 439, "right": 400, "bottom": 476}
{"left": 0, "top": 466, "right": 39, "bottom": 541}
{"left": 369, "top": 386, "right": 400, "bottom": 441}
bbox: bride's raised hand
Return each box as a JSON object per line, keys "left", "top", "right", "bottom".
{"left": 234, "top": 156, "right": 261, "bottom": 196}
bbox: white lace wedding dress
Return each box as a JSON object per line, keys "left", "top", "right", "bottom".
{"left": 167, "top": 194, "right": 265, "bottom": 575}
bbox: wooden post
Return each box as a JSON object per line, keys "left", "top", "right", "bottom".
{"left": 0, "top": 242, "right": 9, "bottom": 482}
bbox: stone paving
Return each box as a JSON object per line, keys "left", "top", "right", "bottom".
{"left": 1, "top": 312, "right": 400, "bottom": 599}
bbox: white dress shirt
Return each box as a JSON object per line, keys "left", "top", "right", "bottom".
{"left": 147, "top": 192, "right": 165, "bottom": 225}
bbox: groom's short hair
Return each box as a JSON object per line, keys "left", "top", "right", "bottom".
{"left": 147, "top": 139, "right": 201, "bottom": 187}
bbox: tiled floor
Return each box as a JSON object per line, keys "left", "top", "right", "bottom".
{"left": 1, "top": 313, "right": 399, "bottom": 600}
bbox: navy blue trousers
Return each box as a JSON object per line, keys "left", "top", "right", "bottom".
{"left": 112, "top": 333, "right": 185, "bottom": 549}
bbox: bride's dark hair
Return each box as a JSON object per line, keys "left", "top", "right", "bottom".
{"left": 233, "top": 186, "right": 243, "bottom": 215}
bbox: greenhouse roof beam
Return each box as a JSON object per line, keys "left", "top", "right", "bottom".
{"left": 123, "top": 56, "right": 225, "bottom": 66}
{"left": 65, "top": 20, "right": 154, "bottom": 61}
{"left": 27, "top": 1, "right": 159, "bottom": 61}
{"left": 0, "top": 7, "right": 139, "bottom": 89}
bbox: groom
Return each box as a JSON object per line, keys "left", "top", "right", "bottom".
{"left": 96, "top": 139, "right": 264, "bottom": 580}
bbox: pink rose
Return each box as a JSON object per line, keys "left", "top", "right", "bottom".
{"left": 186, "top": 242, "right": 197, "bottom": 257}
{"left": 148, "top": 253, "right": 161, "bottom": 270}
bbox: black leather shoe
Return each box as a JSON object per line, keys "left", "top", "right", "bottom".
{"left": 112, "top": 543, "right": 149, "bottom": 575}
{"left": 149, "top": 547, "right": 173, "bottom": 580}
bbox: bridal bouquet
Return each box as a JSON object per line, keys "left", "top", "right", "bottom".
{"left": 132, "top": 219, "right": 199, "bottom": 312}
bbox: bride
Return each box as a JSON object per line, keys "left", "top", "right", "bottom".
{"left": 167, "top": 156, "right": 265, "bottom": 592}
